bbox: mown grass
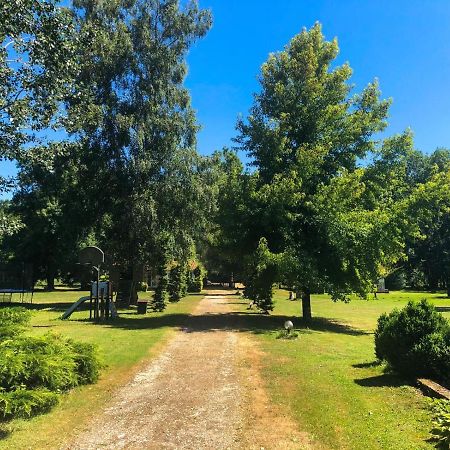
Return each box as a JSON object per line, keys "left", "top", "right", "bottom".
{"left": 0, "top": 289, "right": 202, "bottom": 449}
{"left": 238, "top": 290, "right": 450, "bottom": 450}
{"left": 2, "top": 288, "right": 448, "bottom": 449}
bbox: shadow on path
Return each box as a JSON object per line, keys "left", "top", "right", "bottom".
{"left": 69, "top": 307, "right": 369, "bottom": 337}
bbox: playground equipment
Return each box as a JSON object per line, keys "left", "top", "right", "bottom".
{"left": 0, "top": 263, "right": 34, "bottom": 304}
{"left": 61, "top": 281, "right": 118, "bottom": 320}
{"left": 61, "top": 246, "right": 118, "bottom": 321}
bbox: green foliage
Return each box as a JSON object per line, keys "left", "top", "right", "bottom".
{"left": 188, "top": 265, "right": 205, "bottom": 293}
{"left": 244, "top": 238, "right": 278, "bottom": 313}
{"left": 405, "top": 169, "right": 450, "bottom": 292}
{"left": 0, "top": 388, "right": 59, "bottom": 420}
{"left": 276, "top": 329, "right": 299, "bottom": 340}
{"left": 374, "top": 300, "right": 450, "bottom": 383}
{"left": 60, "top": 0, "right": 213, "bottom": 273}
{"left": 153, "top": 256, "right": 169, "bottom": 311}
{"left": 0, "top": 307, "right": 32, "bottom": 340}
{"left": 0, "top": 334, "right": 99, "bottom": 391}
{"left": 385, "top": 270, "right": 407, "bottom": 291}
{"left": 168, "top": 263, "right": 187, "bottom": 302}
{"left": 429, "top": 399, "right": 450, "bottom": 449}
{"left": 0, "top": 306, "right": 100, "bottom": 421}
{"left": 0, "top": 0, "right": 77, "bottom": 195}
{"left": 67, "top": 340, "right": 100, "bottom": 385}
{"left": 233, "top": 23, "right": 410, "bottom": 319}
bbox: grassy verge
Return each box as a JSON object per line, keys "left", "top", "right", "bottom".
{"left": 0, "top": 289, "right": 202, "bottom": 449}
{"left": 238, "top": 290, "right": 450, "bottom": 449}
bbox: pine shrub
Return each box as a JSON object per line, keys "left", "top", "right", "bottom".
{"left": 0, "top": 307, "right": 32, "bottom": 340}
{"left": 168, "top": 264, "right": 187, "bottom": 302}
{"left": 152, "top": 260, "right": 169, "bottom": 311}
{"left": 0, "top": 388, "right": 59, "bottom": 419}
{"left": 243, "top": 238, "right": 277, "bottom": 313}
{"left": 0, "top": 334, "right": 100, "bottom": 391}
{"left": 188, "top": 266, "right": 203, "bottom": 293}
{"left": 0, "top": 308, "right": 101, "bottom": 420}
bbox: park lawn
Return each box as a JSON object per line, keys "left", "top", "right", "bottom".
{"left": 242, "top": 290, "right": 450, "bottom": 450}
{"left": 0, "top": 289, "right": 203, "bottom": 450}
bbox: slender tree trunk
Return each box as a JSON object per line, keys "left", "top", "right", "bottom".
{"left": 46, "top": 273, "right": 55, "bottom": 291}
{"left": 301, "top": 288, "right": 312, "bottom": 322}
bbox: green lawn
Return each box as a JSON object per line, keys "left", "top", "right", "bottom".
{"left": 1, "top": 289, "right": 448, "bottom": 449}
{"left": 239, "top": 290, "right": 450, "bottom": 450}
{"left": 0, "top": 289, "right": 203, "bottom": 449}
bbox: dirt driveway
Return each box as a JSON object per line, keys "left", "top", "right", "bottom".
{"left": 65, "top": 291, "right": 311, "bottom": 450}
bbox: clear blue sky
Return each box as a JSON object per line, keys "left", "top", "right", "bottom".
{"left": 2, "top": 0, "right": 450, "bottom": 190}
{"left": 186, "top": 0, "right": 450, "bottom": 157}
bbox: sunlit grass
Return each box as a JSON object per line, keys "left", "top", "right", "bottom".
{"left": 0, "top": 289, "right": 202, "bottom": 449}
{"left": 238, "top": 289, "right": 450, "bottom": 449}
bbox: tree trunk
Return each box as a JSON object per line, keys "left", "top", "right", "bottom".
{"left": 301, "top": 288, "right": 312, "bottom": 322}
{"left": 46, "top": 273, "right": 55, "bottom": 291}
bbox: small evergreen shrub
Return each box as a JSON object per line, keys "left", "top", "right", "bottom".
{"left": 0, "top": 388, "right": 59, "bottom": 419}
{"left": 152, "top": 259, "right": 169, "bottom": 311}
{"left": 188, "top": 266, "right": 204, "bottom": 293}
{"left": 0, "top": 307, "right": 100, "bottom": 421}
{"left": 0, "top": 334, "right": 100, "bottom": 391}
{"left": 66, "top": 339, "right": 101, "bottom": 385}
{"left": 168, "top": 264, "right": 187, "bottom": 302}
{"left": 375, "top": 299, "right": 450, "bottom": 383}
{"left": 243, "top": 238, "right": 277, "bottom": 313}
{"left": 0, "top": 307, "right": 32, "bottom": 340}
{"left": 428, "top": 399, "right": 450, "bottom": 449}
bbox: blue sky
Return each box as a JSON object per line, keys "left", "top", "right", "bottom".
{"left": 2, "top": 0, "right": 450, "bottom": 190}
{"left": 186, "top": 0, "right": 450, "bottom": 156}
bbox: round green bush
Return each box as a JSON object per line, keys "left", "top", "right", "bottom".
{"left": 375, "top": 299, "right": 450, "bottom": 383}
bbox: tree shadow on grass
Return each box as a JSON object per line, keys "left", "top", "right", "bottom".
{"left": 354, "top": 373, "right": 410, "bottom": 388}
{"left": 0, "top": 427, "right": 11, "bottom": 440}
{"left": 352, "top": 360, "right": 382, "bottom": 369}
{"left": 71, "top": 309, "right": 369, "bottom": 337}
{"left": 0, "top": 302, "right": 76, "bottom": 312}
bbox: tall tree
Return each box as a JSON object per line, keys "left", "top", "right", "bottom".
{"left": 0, "top": 0, "right": 76, "bottom": 193}
{"left": 52, "top": 0, "right": 213, "bottom": 294}
{"left": 236, "top": 23, "right": 409, "bottom": 320}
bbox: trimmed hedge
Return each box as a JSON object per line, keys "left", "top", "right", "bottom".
{"left": 375, "top": 299, "right": 450, "bottom": 384}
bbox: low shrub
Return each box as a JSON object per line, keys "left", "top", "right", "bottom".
{"left": 428, "top": 399, "right": 450, "bottom": 449}
{"left": 276, "top": 329, "right": 299, "bottom": 340}
{"left": 375, "top": 299, "right": 450, "bottom": 384}
{"left": 0, "top": 388, "right": 59, "bottom": 420}
{"left": 0, "top": 334, "right": 100, "bottom": 391}
{"left": 68, "top": 339, "right": 101, "bottom": 385}
{"left": 0, "top": 307, "right": 32, "bottom": 340}
{"left": 0, "top": 306, "right": 100, "bottom": 421}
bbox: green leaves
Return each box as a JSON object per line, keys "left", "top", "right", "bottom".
{"left": 429, "top": 399, "right": 450, "bottom": 448}
{"left": 234, "top": 23, "right": 413, "bottom": 310}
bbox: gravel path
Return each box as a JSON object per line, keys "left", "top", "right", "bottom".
{"left": 65, "top": 291, "right": 310, "bottom": 450}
